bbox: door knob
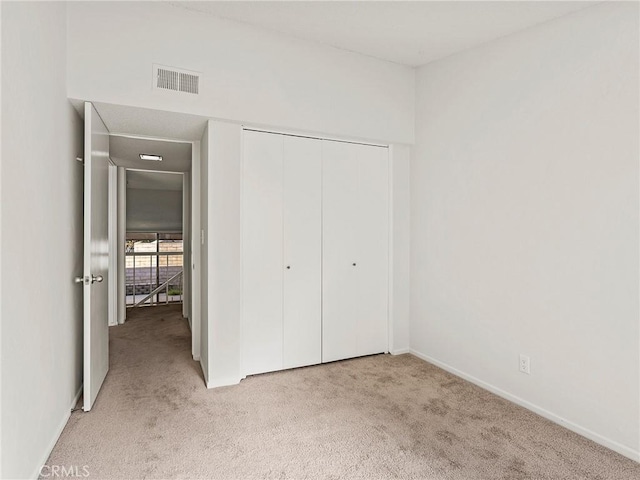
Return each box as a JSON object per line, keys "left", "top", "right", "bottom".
{"left": 74, "top": 275, "right": 102, "bottom": 285}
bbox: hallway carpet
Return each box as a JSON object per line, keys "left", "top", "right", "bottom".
{"left": 45, "top": 305, "right": 640, "bottom": 479}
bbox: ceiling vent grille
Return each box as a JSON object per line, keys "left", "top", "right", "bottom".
{"left": 153, "top": 64, "right": 200, "bottom": 95}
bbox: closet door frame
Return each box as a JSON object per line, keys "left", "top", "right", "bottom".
{"left": 239, "top": 126, "right": 394, "bottom": 379}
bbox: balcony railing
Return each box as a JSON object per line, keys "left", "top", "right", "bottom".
{"left": 125, "top": 251, "right": 183, "bottom": 306}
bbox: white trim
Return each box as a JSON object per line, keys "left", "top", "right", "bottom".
{"left": 72, "top": 385, "right": 83, "bottom": 408}
{"left": 124, "top": 167, "right": 184, "bottom": 175}
{"left": 117, "top": 167, "right": 127, "bottom": 324}
{"left": 206, "top": 376, "right": 242, "bottom": 389}
{"left": 82, "top": 102, "right": 93, "bottom": 412}
{"left": 239, "top": 128, "right": 245, "bottom": 378}
{"left": 191, "top": 141, "right": 201, "bottom": 361}
{"left": 109, "top": 132, "right": 195, "bottom": 145}
{"left": 107, "top": 165, "right": 118, "bottom": 327}
{"left": 391, "top": 348, "right": 410, "bottom": 355}
{"left": 182, "top": 172, "right": 191, "bottom": 320}
{"left": 30, "top": 385, "right": 83, "bottom": 480}
{"left": 0, "top": 12, "right": 3, "bottom": 473}
{"left": 199, "top": 357, "right": 208, "bottom": 386}
{"left": 241, "top": 124, "right": 389, "bottom": 149}
{"left": 387, "top": 146, "right": 394, "bottom": 355}
{"left": 637, "top": 22, "right": 640, "bottom": 448}
{"left": 409, "top": 349, "right": 640, "bottom": 462}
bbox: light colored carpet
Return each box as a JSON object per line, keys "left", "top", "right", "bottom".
{"left": 45, "top": 304, "right": 640, "bottom": 479}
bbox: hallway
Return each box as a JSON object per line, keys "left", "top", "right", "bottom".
{"left": 46, "top": 305, "right": 203, "bottom": 477}
{"left": 45, "top": 305, "right": 640, "bottom": 479}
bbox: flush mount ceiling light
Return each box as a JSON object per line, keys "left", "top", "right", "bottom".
{"left": 139, "top": 154, "right": 163, "bottom": 161}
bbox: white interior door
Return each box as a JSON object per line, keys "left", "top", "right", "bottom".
{"left": 82, "top": 102, "right": 110, "bottom": 411}
{"left": 322, "top": 141, "right": 360, "bottom": 362}
{"left": 355, "top": 145, "right": 389, "bottom": 356}
{"left": 322, "top": 141, "right": 389, "bottom": 362}
{"left": 283, "top": 136, "right": 322, "bottom": 369}
{"left": 242, "top": 130, "right": 284, "bottom": 375}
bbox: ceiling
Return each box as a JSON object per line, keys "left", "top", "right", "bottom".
{"left": 96, "top": 102, "right": 208, "bottom": 141}
{"left": 70, "top": 100, "right": 209, "bottom": 141}
{"left": 126, "top": 170, "right": 184, "bottom": 191}
{"left": 110, "top": 135, "right": 192, "bottom": 173}
{"left": 174, "top": 1, "right": 597, "bottom": 67}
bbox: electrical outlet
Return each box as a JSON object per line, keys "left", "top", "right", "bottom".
{"left": 519, "top": 354, "right": 531, "bottom": 375}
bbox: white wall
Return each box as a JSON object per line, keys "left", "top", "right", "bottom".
{"left": 198, "top": 120, "right": 242, "bottom": 388}
{"left": 126, "top": 187, "right": 183, "bottom": 232}
{"left": 66, "top": 0, "right": 415, "bottom": 390}
{"left": 391, "top": 145, "right": 411, "bottom": 353}
{"left": 205, "top": 121, "right": 243, "bottom": 387}
{"left": 66, "top": 1, "right": 414, "bottom": 145}
{"left": 1, "top": 2, "right": 84, "bottom": 478}
{"left": 411, "top": 1, "right": 639, "bottom": 460}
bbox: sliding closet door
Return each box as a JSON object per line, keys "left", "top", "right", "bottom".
{"left": 322, "top": 141, "right": 389, "bottom": 363}
{"left": 355, "top": 144, "right": 389, "bottom": 356}
{"left": 283, "top": 136, "right": 322, "bottom": 369}
{"left": 322, "top": 141, "right": 360, "bottom": 362}
{"left": 242, "top": 131, "right": 284, "bottom": 375}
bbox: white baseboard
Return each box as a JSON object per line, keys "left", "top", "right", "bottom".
{"left": 72, "top": 385, "right": 83, "bottom": 409}
{"left": 206, "top": 376, "right": 242, "bottom": 389}
{"left": 30, "top": 385, "right": 83, "bottom": 479}
{"left": 199, "top": 358, "right": 208, "bottom": 387}
{"left": 193, "top": 354, "right": 201, "bottom": 361}
{"left": 409, "top": 349, "right": 640, "bottom": 463}
{"left": 390, "top": 348, "right": 410, "bottom": 355}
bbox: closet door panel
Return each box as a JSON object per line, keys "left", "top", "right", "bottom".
{"left": 322, "top": 141, "right": 360, "bottom": 362}
{"left": 242, "top": 131, "right": 284, "bottom": 375}
{"left": 356, "top": 145, "right": 390, "bottom": 356}
{"left": 283, "top": 136, "right": 322, "bottom": 369}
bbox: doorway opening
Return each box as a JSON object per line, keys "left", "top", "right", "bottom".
{"left": 123, "top": 166, "right": 187, "bottom": 312}
{"left": 77, "top": 100, "right": 207, "bottom": 410}
{"left": 108, "top": 135, "right": 193, "bottom": 326}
